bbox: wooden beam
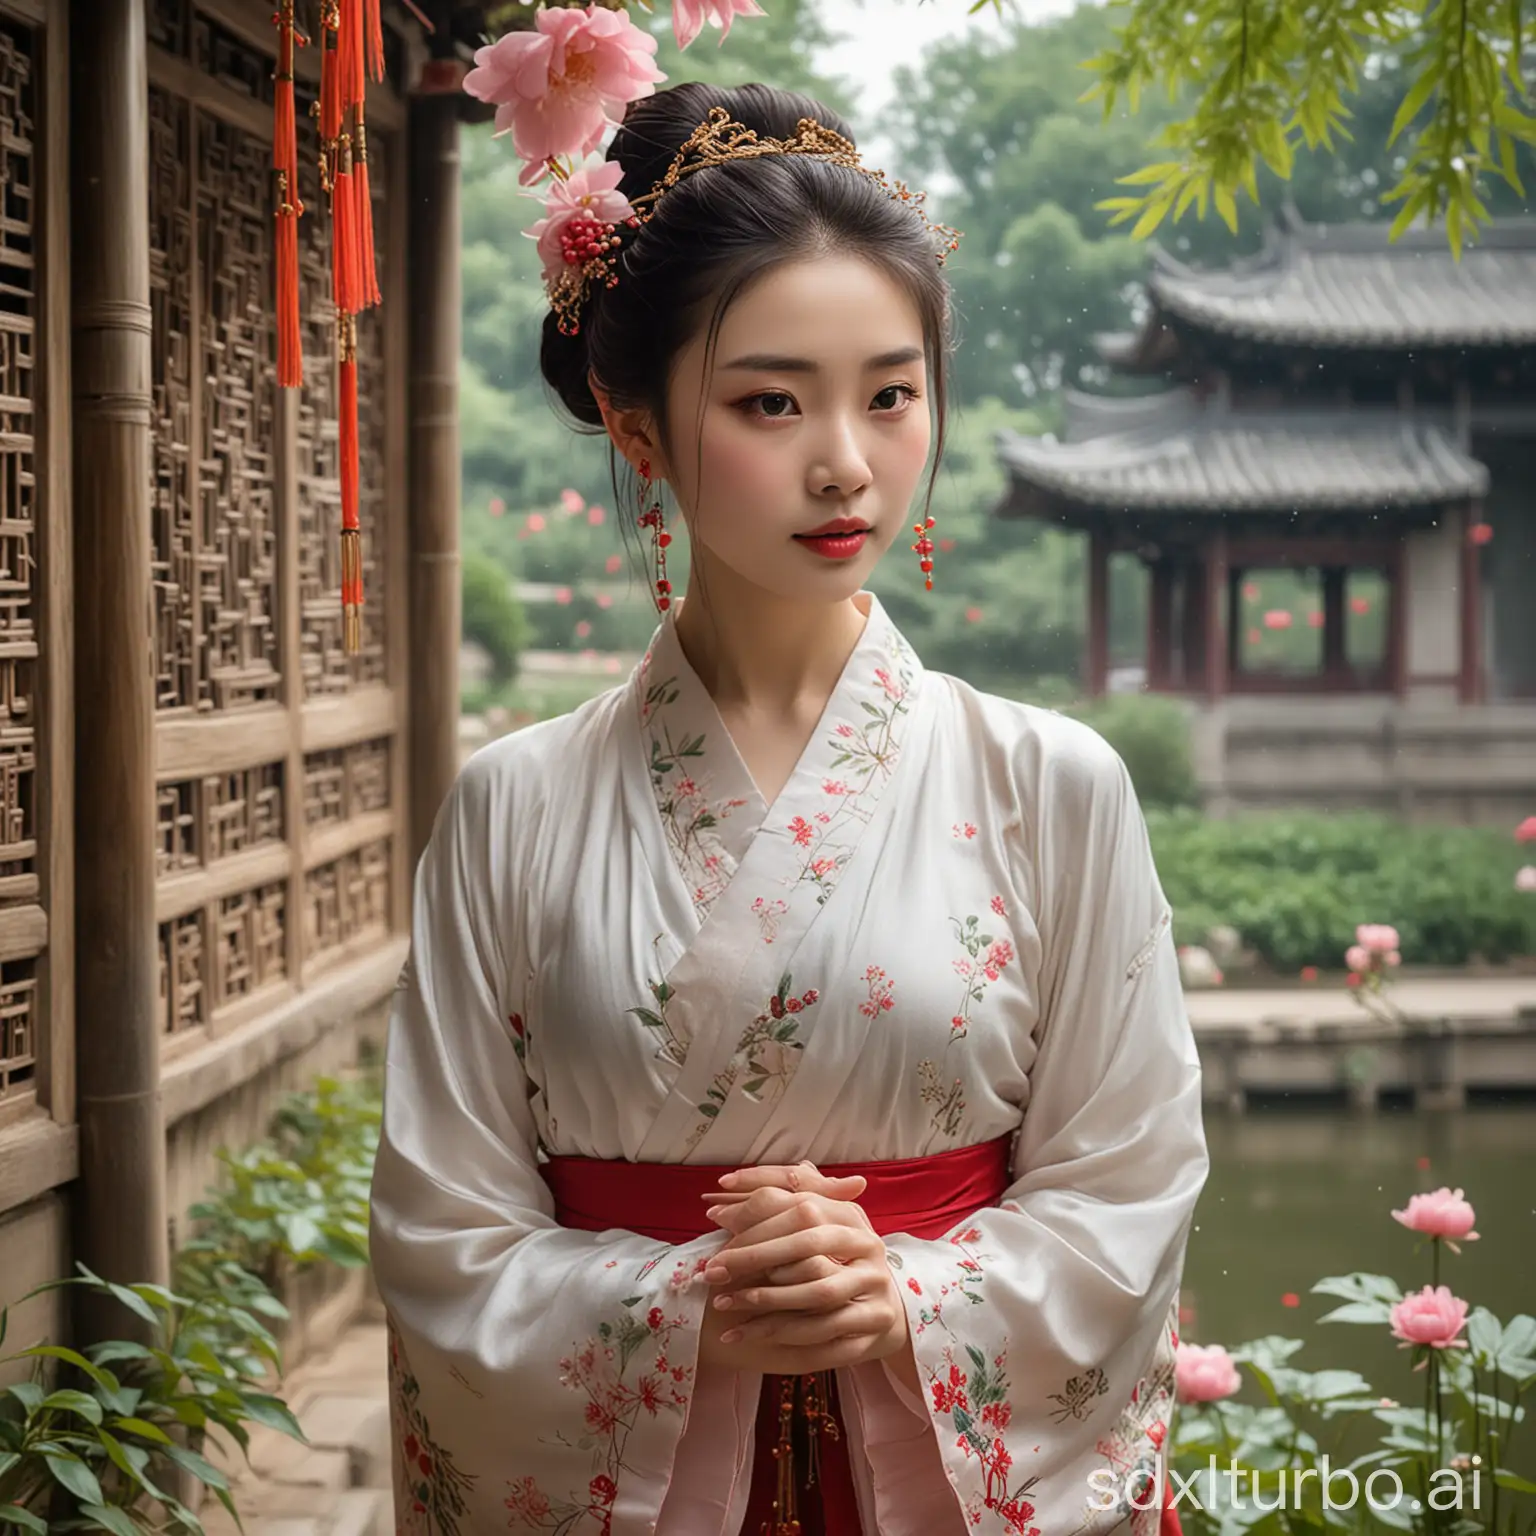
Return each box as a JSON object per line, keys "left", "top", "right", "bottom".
{"left": 155, "top": 843, "right": 293, "bottom": 925}
{"left": 156, "top": 706, "right": 293, "bottom": 781}
{"left": 1322, "top": 565, "right": 1347, "bottom": 679}
{"left": 1388, "top": 539, "right": 1407, "bottom": 700}
{"left": 406, "top": 96, "right": 462, "bottom": 868}
{"left": 147, "top": 42, "right": 271, "bottom": 141}
{"left": 0, "top": 1114, "right": 79, "bottom": 1221}
{"left": 70, "top": 0, "right": 170, "bottom": 1318}
{"left": 300, "top": 685, "right": 399, "bottom": 753}
{"left": 306, "top": 807, "right": 396, "bottom": 873}
{"left": 276, "top": 388, "right": 304, "bottom": 986}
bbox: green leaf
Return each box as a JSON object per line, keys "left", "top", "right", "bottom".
{"left": 110, "top": 1416, "right": 174, "bottom": 1445}
{"left": 1316, "top": 1300, "right": 1393, "bottom": 1326}
{"left": 237, "top": 1394, "right": 305, "bottom": 1442}
{"left": 79, "top": 1504, "right": 140, "bottom": 1536}
{"left": 23, "top": 1346, "right": 122, "bottom": 1398}
{"left": 162, "top": 1440, "right": 231, "bottom": 1493}
{"left": 4, "top": 1381, "right": 44, "bottom": 1415}
{"left": 1311, "top": 1273, "right": 1403, "bottom": 1306}
{"left": 40, "top": 1390, "right": 104, "bottom": 1426}
{"left": 0, "top": 1505, "right": 48, "bottom": 1534}
{"left": 1117, "top": 160, "right": 1186, "bottom": 187}
{"left": 1389, "top": 67, "right": 1441, "bottom": 145}
{"left": 1494, "top": 1468, "right": 1536, "bottom": 1494}
{"left": 1213, "top": 183, "right": 1239, "bottom": 233}
{"left": 44, "top": 1450, "right": 105, "bottom": 1505}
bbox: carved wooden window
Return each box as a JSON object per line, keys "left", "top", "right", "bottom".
{"left": 0, "top": 17, "right": 42, "bottom": 1117}
{"left": 146, "top": 12, "right": 404, "bottom": 1050}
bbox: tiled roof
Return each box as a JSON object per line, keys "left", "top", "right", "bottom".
{"left": 1130, "top": 213, "right": 1536, "bottom": 349}
{"left": 997, "top": 393, "right": 1489, "bottom": 511}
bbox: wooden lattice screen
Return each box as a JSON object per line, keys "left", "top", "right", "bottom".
{"left": 148, "top": 0, "right": 406, "bottom": 1051}
{"left": 0, "top": 14, "right": 40, "bottom": 1122}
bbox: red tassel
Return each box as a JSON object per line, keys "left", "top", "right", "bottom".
{"left": 338, "top": 0, "right": 364, "bottom": 111}
{"left": 339, "top": 328, "right": 363, "bottom": 654}
{"left": 332, "top": 164, "right": 358, "bottom": 314}
{"left": 365, "top": 0, "right": 385, "bottom": 82}
{"left": 320, "top": 9, "right": 341, "bottom": 143}
{"left": 355, "top": 126, "right": 380, "bottom": 307}
{"left": 272, "top": 5, "right": 304, "bottom": 387}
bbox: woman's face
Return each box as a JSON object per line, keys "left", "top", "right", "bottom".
{"left": 661, "top": 254, "right": 933, "bottom": 605}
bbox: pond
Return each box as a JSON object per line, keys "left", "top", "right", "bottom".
{"left": 1183, "top": 1102, "right": 1536, "bottom": 1459}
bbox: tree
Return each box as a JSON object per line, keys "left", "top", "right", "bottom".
{"left": 1075, "top": 0, "right": 1536, "bottom": 251}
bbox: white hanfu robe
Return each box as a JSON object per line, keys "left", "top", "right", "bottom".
{"left": 369, "top": 590, "right": 1208, "bottom": 1536}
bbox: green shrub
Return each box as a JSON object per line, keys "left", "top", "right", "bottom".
{"left": 1147, "top": 810, "right": 1536, "bottom": 972}
{"left": 461, "top": 552, "right": 528, "bottom": 685}
{"left": 1071, "top": 692, "right": 1200, "bottom": 811}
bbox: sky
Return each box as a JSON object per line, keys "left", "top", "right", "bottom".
{"left": 815, "top": 0, "right": 1080, "bottom": 153}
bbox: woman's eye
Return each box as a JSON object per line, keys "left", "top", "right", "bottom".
{"left": 873, "top": 385, "right": 917, "bottom": 412}
{"left": 749, "top": 392, "right": 797, "bottom": 418}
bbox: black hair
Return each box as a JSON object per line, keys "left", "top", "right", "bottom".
{"left": 538, "top": 80, "right": 953, "bottom": 502}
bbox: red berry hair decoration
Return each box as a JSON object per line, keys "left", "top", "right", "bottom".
{"left": 912, "top": 514, "right": 937, "bottom": 591}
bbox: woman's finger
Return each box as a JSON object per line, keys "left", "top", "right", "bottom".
{"left": 706, "top": 1166, "right": 867, "bottom": 1199}
{"left": 721, "top": 1300, "right": 893, "bottom": 1348}
{"left": 764, "top": 1256, "right": 841, "bottom": 1286}
{"left": 705, "top": 1222, "right": 873, "bottom": 1284}
{"left": 716, "top": 1264, "right": 871, "bottom": 1316}
{"left": 709, "top": 1191, "right": 871, "bottom": 1244}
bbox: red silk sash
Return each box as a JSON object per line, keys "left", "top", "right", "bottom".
{"left": 542, "top": 1133, "right": 1014, "bottom": 1245}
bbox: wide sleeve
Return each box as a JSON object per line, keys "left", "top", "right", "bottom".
{"left": 368, "top": 751, "right": 718, "bottom": 1536}
{"left": 873, "top": 725, "right": 1209, "bottom": 1536}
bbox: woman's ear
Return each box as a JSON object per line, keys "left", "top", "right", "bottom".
{"left": 589, "top": 374, "right": 666, "bottom": 479}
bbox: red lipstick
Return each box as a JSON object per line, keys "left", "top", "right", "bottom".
{"left": 794, "top": 517, "right": 871, "bottom": 562}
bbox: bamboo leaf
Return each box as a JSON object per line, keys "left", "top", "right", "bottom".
{"left": 1389, "top": 68, "right": 1441, "bottom": 145}
{"left": 1116, "top": 160, "right": 1186, "bottom": 186}
{"left": 0, "top": 1505, "right": 47, "bottom": 1534}
{"left": 161, "top": 1440, "right": 231, "bottom": 1493}
{"left": 40, "top": 1390, "right": 104, "bottom": 1426}
{"left": 22, "top": 1347, "right": 121, "bottom": 1398}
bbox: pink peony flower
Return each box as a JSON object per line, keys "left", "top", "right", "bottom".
{"left": 1262, "top": 609, "right": 1293, "bottom": 630}
{"left": 464, "top": 7, "right": 664, "bottom": 184}
{"left": 1517, "top": 865, "right": 1536, "bottom": 893}
{"left": 1392, "top": 1187, "right": 1479, "bottom": 1246}
{"left": 672, "top": 0, "right": 766, "bottom": 51}
{"left": 1345, "top": 944, "right": 1371, "bottom": 973}
{"left": 1175, "top": 1343, "right": 1242, "bottom": 1403}
{"left": 560, "top": 487, "right": 585, "bottom": 514}
{"left": 1516, "top": 816, "right": 1536, "bottom": 844}
{"left": 526, "top": 160, "right": 637, "bottom": 281}
{"left": 1355, "top": 923, "right": 1400, "bottom": 955}
{"left": 1389, "top": 1285, "right": 1469, "bottom": 1353}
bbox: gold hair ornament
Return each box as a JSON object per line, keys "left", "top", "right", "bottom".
{"left": 548, "top": 106, "right": 962, "bottom": 336}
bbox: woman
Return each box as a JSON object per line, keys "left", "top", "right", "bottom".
{"left": 369, "top": 77, "right": 1208, "bottom": 1536}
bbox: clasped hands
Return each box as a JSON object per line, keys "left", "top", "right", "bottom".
{"left": 694, "top": 1161, "right": 913, "bottom": 1380}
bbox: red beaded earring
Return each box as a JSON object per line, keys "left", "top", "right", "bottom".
{"left": 911, "top": 513, "right": 936, "bottom": 590}
{"left": 637, "top": 458, "right": 673, "bottom": 612}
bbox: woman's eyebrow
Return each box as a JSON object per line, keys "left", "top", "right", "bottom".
{"left": 719, "top": 346, "right": 925, "bottom": 373}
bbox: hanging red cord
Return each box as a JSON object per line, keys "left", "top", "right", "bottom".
{"left": 272, "top": 2, "right": 304, "bottom": 387}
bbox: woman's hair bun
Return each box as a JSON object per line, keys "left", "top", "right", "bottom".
{"left": 607, "top": 82, "right": 857, "bottom": 201}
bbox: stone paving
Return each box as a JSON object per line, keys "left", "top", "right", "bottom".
{"left": 200, "top": 1309, "right": 394, "bottom": 1536}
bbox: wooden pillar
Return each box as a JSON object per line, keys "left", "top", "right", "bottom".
{"left": 1147, "top": 559, "right": 1174, "bottom": 691}
{"left": 1181, "top": 558, "right": 1206, "bottom": 689}
{"left": 1459, "top": 502, "right": 1483, "bottom": 704}
{"left": 1388, "top": 540, "right": 1407, "bottom": 698}
{"left": 1204, "top": 527, "right": 1229, "bottom": 702}
{"left": 1085, "top": 530, "right": 1109, "bottom": 698}
{"left": 407, "top": 95, "right": 463, "bottom": 867}
{"left": 69, "top": 0, "right": 168, "bottom": 1325}
{"left": 1322, "top": 565, "right": 1347, "bottom": 680}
